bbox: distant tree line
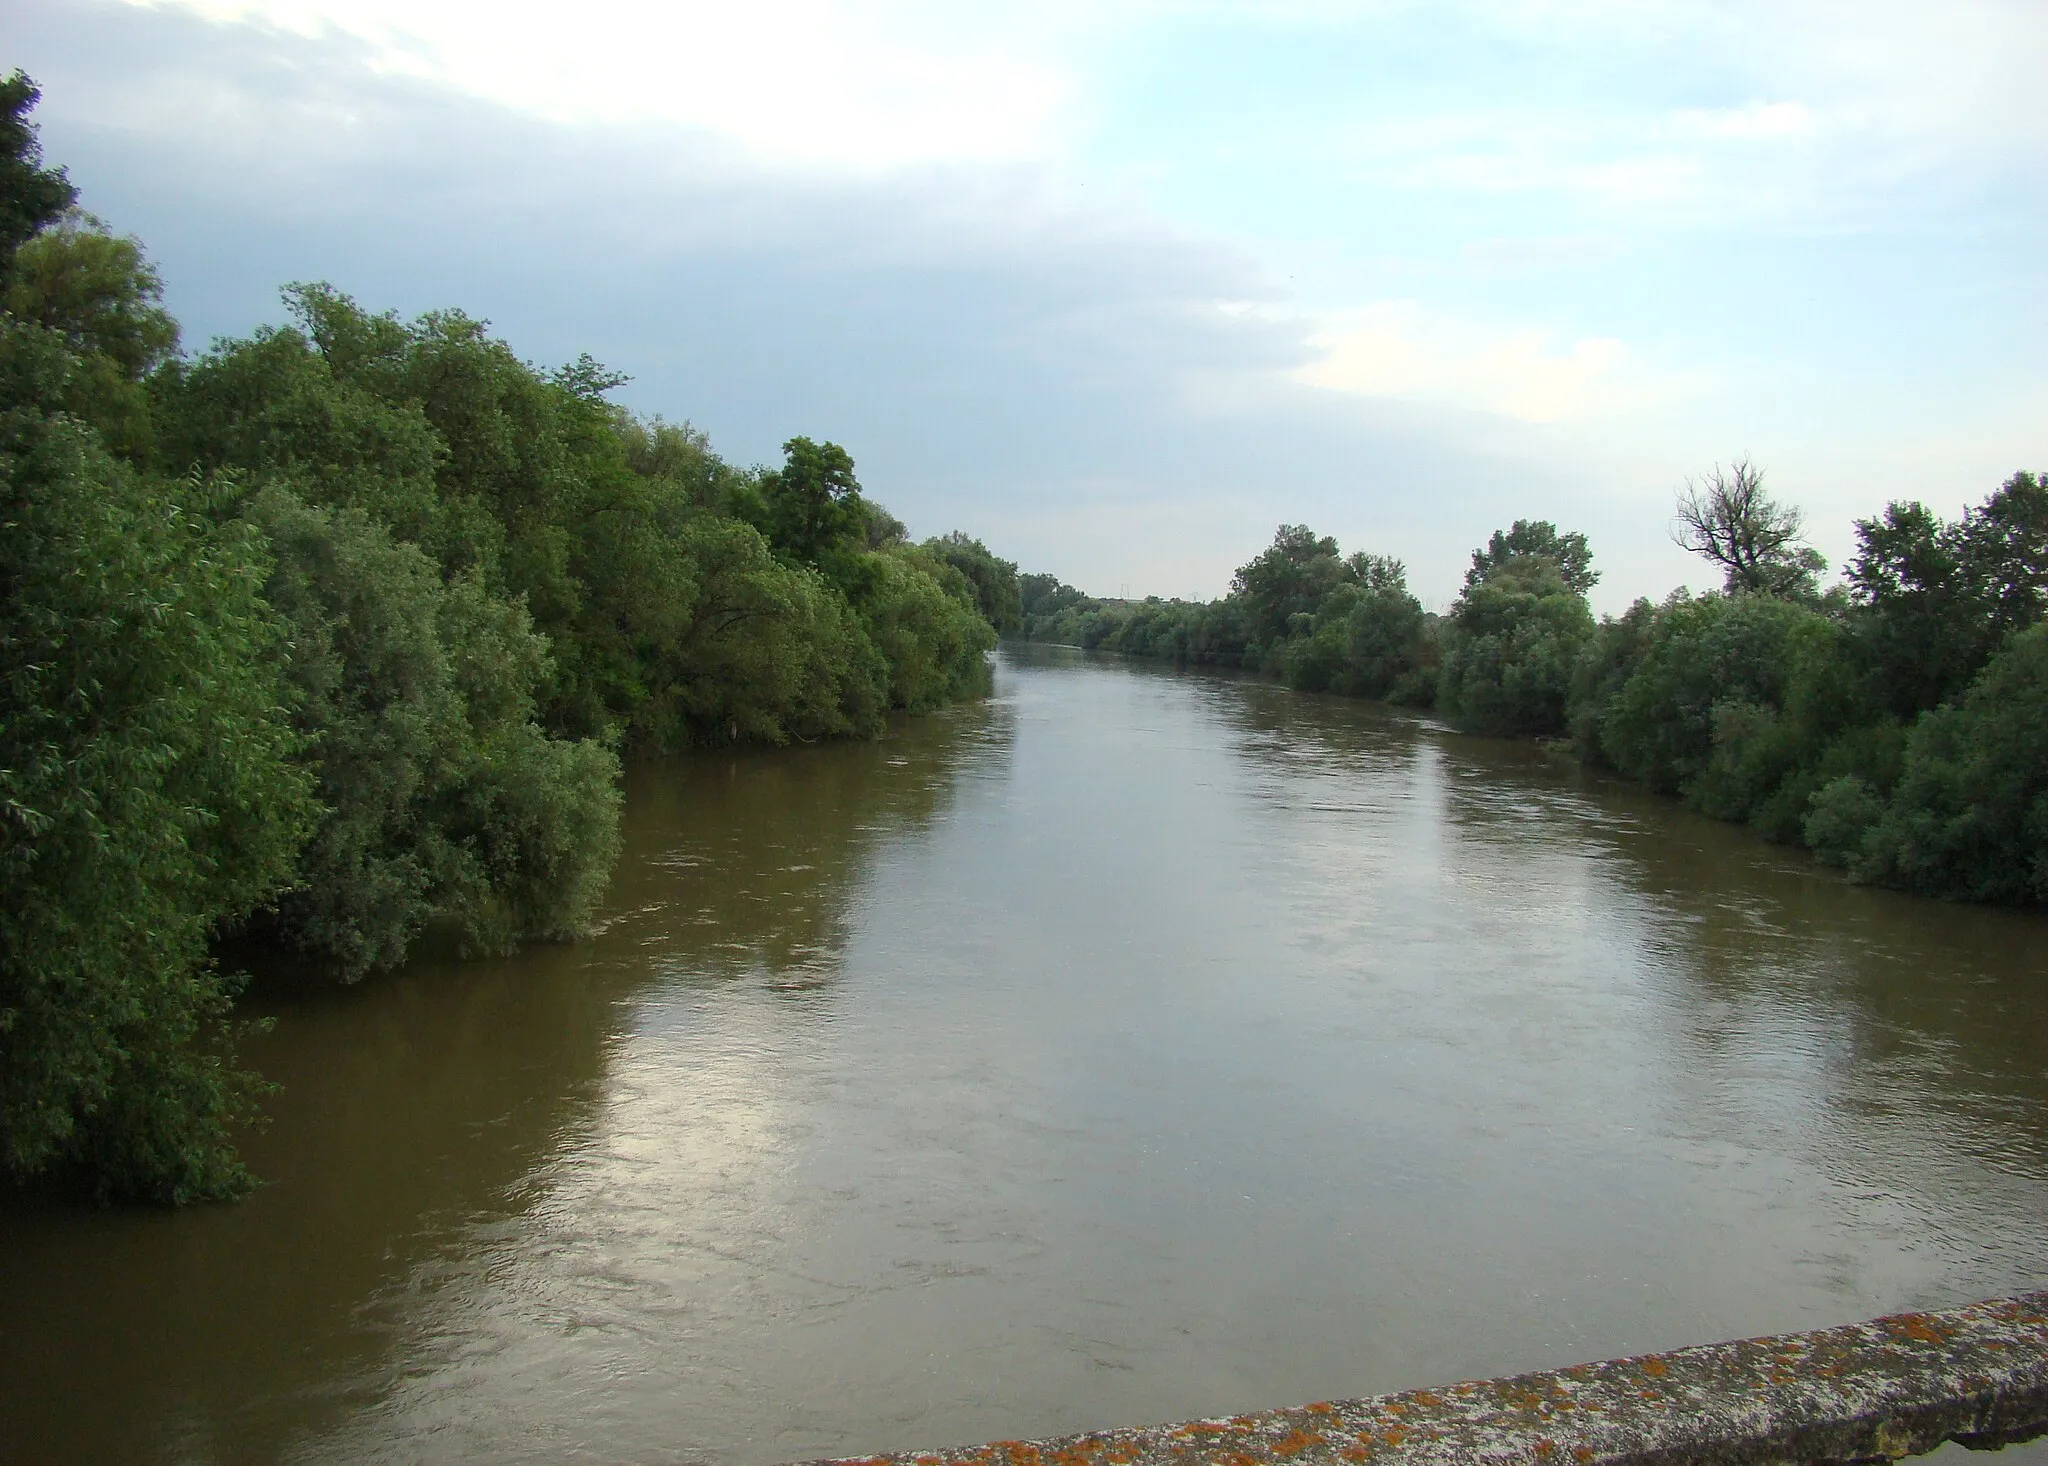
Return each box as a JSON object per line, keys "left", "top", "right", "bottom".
{"left": 1022, "top": 463, "right": 2048, "bottom": 912}
{"left": 0, "top": 77, "right": 1018, "bottom": 1203}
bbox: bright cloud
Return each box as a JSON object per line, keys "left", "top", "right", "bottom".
{"left": 1295, "top": 304, "right": 1682, "bottom": 425}
{"left": 120, "top": 0, "right": 1084, "bottom": 165}
{"left": 1671, "top": 101, "right": 1821, "bottom": 143}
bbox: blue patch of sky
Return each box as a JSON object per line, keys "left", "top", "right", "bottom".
{"left": 1063, "top": 5, "right": 2040, "bottom": 408}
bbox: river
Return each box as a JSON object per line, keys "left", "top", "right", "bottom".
{"left": 5, "top": 645, "right": 2046, "bottom": 1463}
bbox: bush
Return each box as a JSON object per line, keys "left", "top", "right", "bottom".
{"left": 863, "top": 548, "right": 997, "bottom": 712}
{"left": 1596, "top": 593, "right": 1825, "bottom": 793}
{"left": 1342, "top": 581, "right": 1430, "bottom": 699}
{"left": 1804, "top": 774, "right": 1888, "bottom": 870}
{"left": 645, "top": 515, "right": 888, "bottom": 745}
{"left": 244, "top": 487, "right": 622, "bottom": 976}
{"left": 1437, "top": 561, "right": 1593, "bottom": 737}
{"left": 1569, "top": 599, "right": 1659, "bottom": 768}
{"left": 923, "top": 531, "right": 1022, "bottom": 633}
{"left": 1853, "top": 622, "right": 2048, "bottom": 904}
{"left": 0, "top": 420, "right": 314, "bottom": 1200}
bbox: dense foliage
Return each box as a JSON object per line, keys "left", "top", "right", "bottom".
{"left": 0, "top": 78, "right": 1010, "bottom": 1202}
{"left": 1435, "top": 553, "right": 1593, "bottom": 737}
{"left": 0, "top": 421, "right": 315, "bottom": 1202}
{"left": 1021, "top": 527, "right": 1436, "bottom": 703}
{"left": 1021, "top": 475, "right": 2047, "bottom": 910}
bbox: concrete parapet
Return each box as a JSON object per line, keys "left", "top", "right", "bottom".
{"left": 799, "top": 1292, "right": 2048, "bottom": 1466}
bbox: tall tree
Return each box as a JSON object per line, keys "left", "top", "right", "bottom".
{"left": 1847, "top": 472, "right": 2048, "bottom": 716}
{"left": 762, "top": 436, "right": 868, "bottom": 568}
{"left": 0, "top": 427, "right": 316, "bottom": 1201}
{"left": 1673, "top": 459, "right": 1825, "bottom": 598}
{"left": 1464, "top": 519, "right": 1598, "bottom": 596}
{"left": 1953, "top": 470, "right": 2048, "bottom": 640}
{"left": 1436, "top": 556, "right": 1593, "bottom": 736}
{"left": 923, "top": 531, "right": 1023, "bottom": 633}
{"left": 1232, "top": 524, "right": 1349, "bottom": 648}
{"left": 5, "top": 215, "right": 181, "bottom": 460}
{"left": 0, "top": 73, "right": 76, "bottom": 283}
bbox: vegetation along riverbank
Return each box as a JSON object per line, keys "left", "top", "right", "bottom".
{"left": 1017, "top": 469, "right": 2047, "bottom": 915}
{"left": 4, "top": 64, "right": 2040, "bottom": 1213}
{"left": 0, "top": 77, "right": 1022, "bottom": 1204}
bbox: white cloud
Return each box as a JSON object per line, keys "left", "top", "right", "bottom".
{"left": 120, "top": 0, "right": 1083, "bottom": 166}
{"left": 1295, "top": 303, "right": 1687, "bottom": 425}
{"left": 119, "top": 0, "right": 2048, "bottom": 211}
{"left": 1459, "top": 234, "right": 1622, "bottom": 274}
{"left": 1670, "top": 101, "right": 1821, "bottom": 143}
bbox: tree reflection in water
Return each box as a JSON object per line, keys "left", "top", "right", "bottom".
{"left": 0, "top": 700, "right": 1005, "bottom": 1464}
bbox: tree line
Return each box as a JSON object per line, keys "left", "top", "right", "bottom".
{"left": 1022, "top": 467, "right": 2047, "bottom": 912}
{"left": 0, "top": 77, "right": 1020, "bottom": 1203}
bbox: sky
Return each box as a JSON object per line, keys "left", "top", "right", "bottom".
{"left": 9, "top": 0, "right": 2046, "bottom": 609}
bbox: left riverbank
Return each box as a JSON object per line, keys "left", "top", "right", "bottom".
{"left": 0, "top": 73, "right": 1022, "bottom": 1203}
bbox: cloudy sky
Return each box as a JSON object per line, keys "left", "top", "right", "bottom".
{"left": 12, "top": 0, "right": 2046, "bottom": 608}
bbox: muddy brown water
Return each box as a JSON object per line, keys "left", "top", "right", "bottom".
{"left": 5, "top": 645, "right": 2046, "bottom": 1464}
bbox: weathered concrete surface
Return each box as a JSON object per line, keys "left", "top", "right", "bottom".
{"left": 797, "top": 1292, "right": 2048, "bottom": 1466}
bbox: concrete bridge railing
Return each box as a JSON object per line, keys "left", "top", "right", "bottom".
{"left": 801, "top": 1291, "right": 2048, "bottom": 1466}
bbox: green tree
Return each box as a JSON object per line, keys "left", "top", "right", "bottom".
{"left": 762, "top": 436, "right": 869, "bottom": 569}
{"left": 1951, "top": 471, "right": 2048, "bottom": 637}
{"left": 1846, "top": 500, "right": 1969, "bottom": 717}
{"left": 1340, "top": 555, "right": 1430, "bottom": 700}
{"left": 612, "top": 410, "right": 756, "bottom": 517}
{"left": 0, "top": 79, "right": 319, "bottom": 1201}
{"left": 1847, "top": 472, "right": 2048, "bottom": 718}
{"left": 1021, "top": 571, "right": 1088, "bottom": 622}
{"left": 1276, "top": 554, "right": 1428, "bottom": 701}
{"left": 164, "top": 286, "right": 646, "bottom": 738}
{"left": 655, "top": 515, "right": 889, "bottom": 745}
{"left": 924, "top": 531, "right": 1023, "bottom": 633}
{"left": 1438, "top": 532, "right": 1596, "bottom": 736}
{"left": 153, "top": 308, "right": 487, "bottom": 576}
{"left": 1594, "top": 592, "right": 1824, "bottom": 795}
{"left": 243, "top": 487, "right": 621, "bottom": 977}
{"left": 0, "top": 427, "right": 316, "bottom": 1201}
{"left": 1232, "top": 524, "right": 1351, "bottom": 655}
{"left": 864, "top": 501, "right": 909, "bottom": 549}
{"left": 1276, "top": 589, "right": 1353, "bottom": 693}
{"left": 0, "top": 73, "right": 75, "bottom": 285}
{"left": 1840, "top": 622, "right": 2048, "bottom": 904}
{"left": 1569, "top": 599, "right": 1659, "bottom": 766}
{"left": 1463, "top": 519, "right": 1598, "bottom": 597}
{"left": 4, "top": 214, "right": 179, "bottom": 460}
{"left": 1724, "top": 613, "right": 1899, "bottom": 842}
{"left": 864, "top": 548, "right": 998, "bottom": 711}
{"left": 158, "top": 288, "right": 991, "bottom": 752}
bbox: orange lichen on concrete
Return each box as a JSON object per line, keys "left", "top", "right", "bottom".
{"left": 1886, "top": 1316, "right": 1954, "bottom": 1346}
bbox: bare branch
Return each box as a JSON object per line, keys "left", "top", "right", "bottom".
{"left": 1673, "top": 458, "right": 1821, "bottom": 597}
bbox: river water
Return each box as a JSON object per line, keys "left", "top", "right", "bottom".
{"left": 5, "top": 645, "right": 2047, "bottom": 1464}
